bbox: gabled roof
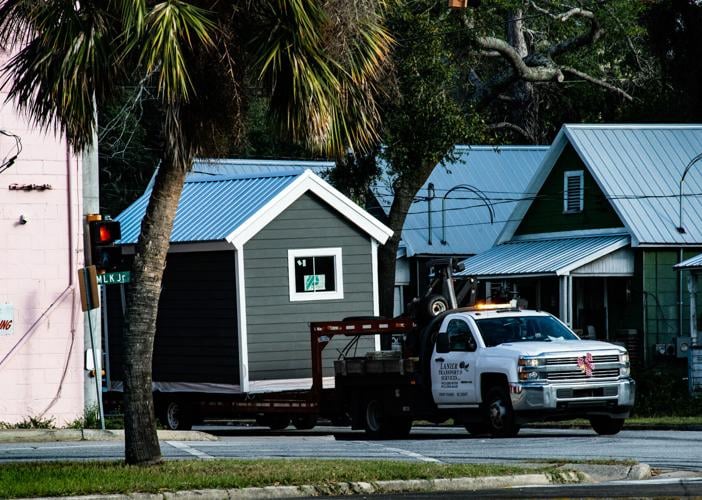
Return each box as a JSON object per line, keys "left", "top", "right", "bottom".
{"left": 118, "top": 167, "right": 392, "bottom": 248}
{"left": 498, "top": 124, "right": 702, "bottom": 246}
{"left": 372, "top": 146, "right": 548, "bottom": 257}
{"left": 456, "top": 232, "right": 630, "bottom": 278}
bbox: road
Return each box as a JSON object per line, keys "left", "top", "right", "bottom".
{"left": 0, "top": 426, "right": 701, "bottom": 473}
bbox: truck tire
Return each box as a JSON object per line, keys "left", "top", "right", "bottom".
{"left": 484, "top": 387, "right": 520, "bottom": 437}
{"left": 292, "top": 415, "right": 317, "bottom": 430}
{"left": 425, "top": 294, "right": 449, "bottom": 318}
{"left": 159, "top": 399, "right": 193, "bottom": 431}
{"left": 256, "top": 414, "right": 291, "bottom": 430}
{"left": 589, "top": 416, "right": 625, "bottom": 435}
{"left": 363, "top": 399, "right": 412, "bottom": 439}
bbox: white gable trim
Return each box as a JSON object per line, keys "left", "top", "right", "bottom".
{"left": 235, "top": 248, "right": 250, "bottom": 393}
{"left": 226, "top": 169, "right": 392, "bottom": 248}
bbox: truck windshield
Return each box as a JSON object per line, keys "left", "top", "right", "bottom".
{"left": 475, "top": 315, "right": 579, "bottom": 347}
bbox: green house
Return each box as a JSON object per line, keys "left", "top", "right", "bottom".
{"left": 458, "top": 124, "right": 702, "bottom": 365}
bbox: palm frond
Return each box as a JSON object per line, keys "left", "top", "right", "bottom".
{"left": 0, "top": 0, "right": 119, "bottom": 150}
{"left": 140, "top": 1, "right": 215, "bottom": 104}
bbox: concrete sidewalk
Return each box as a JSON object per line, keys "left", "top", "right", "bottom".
{"left": 0, "top": 429, "right": 217, "bottom": 443}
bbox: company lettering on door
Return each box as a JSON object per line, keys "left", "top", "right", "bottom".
{"left": 439, "top": 362, "right": 460, "bottom": 389}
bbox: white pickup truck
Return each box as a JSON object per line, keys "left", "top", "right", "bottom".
{"left": 333, "top": 305, "right": 635, "bottom": 438}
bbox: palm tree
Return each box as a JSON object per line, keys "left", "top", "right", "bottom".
{"left": 0, "top": 0, "right": 392, "bottom": 465}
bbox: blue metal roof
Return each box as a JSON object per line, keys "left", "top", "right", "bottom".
{"left": 372, "top": 146, "right": 548, "bottom": 257}
{"left": 557, "top": 125, "right": 702, "bottom": 245}
{"left": 117, "top": 171, "right": 300, "bottom": 244}
{"left": 189, "top": 158, "right": 334, "bottom": 179}
{"left": 675, "top": 253, "right": 702, "bottom": 270}
{"left": 456, "top": 234, "right": 630, "bottom": 278}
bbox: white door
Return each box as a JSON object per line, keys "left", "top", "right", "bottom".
{"left": 431, "top": 318, "right": 478, "bottom": 406}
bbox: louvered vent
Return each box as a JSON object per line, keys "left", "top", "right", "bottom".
{"left": 564, "top": 171, "right": 583, "bottom": 213}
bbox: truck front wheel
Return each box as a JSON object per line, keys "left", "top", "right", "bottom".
{"left": 484, "top": 387, "right": 520, "bottom": 437}
{"left": 589, "top": 416, "right": 625, "bottom": 435}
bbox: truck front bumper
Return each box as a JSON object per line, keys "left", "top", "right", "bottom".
{"left": 509, "top": 377, "right": 635, "bottom": 416}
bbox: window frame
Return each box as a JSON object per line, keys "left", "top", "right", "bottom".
{"left": 563, "top": 170, "right": 584, "bottom": 214}
{"left": 287, "top": 247, "right": 344, "bottom": 302}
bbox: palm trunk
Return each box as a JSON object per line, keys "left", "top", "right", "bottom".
{"left": 122, "top": 154, "right": 189, "bottom": 465}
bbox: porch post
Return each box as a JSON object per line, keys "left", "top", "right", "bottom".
{"left": 604, "top": 277, "right": 609, "bottom": 341}
{"left": 559, "top": 275, "right": 567, "bottom": 324}
{"left": 567, "top": 274, "right": 573, "bottom": 327}
{"left": 689, "top": 273, "right": 699, "bottom": 344}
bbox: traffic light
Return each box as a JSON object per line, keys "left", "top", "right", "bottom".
{"left": 87, "top": 218, "right": 122, "bottom": 272}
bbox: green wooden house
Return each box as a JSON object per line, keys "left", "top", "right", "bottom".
{"left": 458, "top": 124, "right": 702, "bottom": 365}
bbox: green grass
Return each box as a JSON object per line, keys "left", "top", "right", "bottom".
{"left": 0, "top": 459, "right": 552, "bottom": 498}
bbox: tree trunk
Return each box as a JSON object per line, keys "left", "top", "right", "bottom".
{"left": 506, "top": 8, "right": 535, "bottom": 136}
{"left": 378, "top": 184, "right": 416, "bottom": 322}
{"left": 122, "top": 154, "right": 190, "bottom": 465}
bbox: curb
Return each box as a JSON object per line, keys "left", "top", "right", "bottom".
{"left": 33, "top": 472, "right": 584, "bottom": 500}
{"left": 0, "top": 429, "right": 217, "bottom": 443}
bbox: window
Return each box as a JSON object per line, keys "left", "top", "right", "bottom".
{"left": 563, "top": 170, "right": 584, "bottom": 213}
{"left": 475, "top": 315, "right": 579, "bottom": 347}
{"left": 288, "top": 248, "right": 344, "bottom": 301}
{"left": 446, "top": 319, "right": 477, "bottom": 352}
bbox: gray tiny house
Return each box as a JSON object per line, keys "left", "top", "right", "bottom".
{"left": 106, "top": 163, "right": 392, "bottom": 395}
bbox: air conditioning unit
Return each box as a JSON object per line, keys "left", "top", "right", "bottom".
{"left": 655, "top": 343, "right": 676, "bottom": 357}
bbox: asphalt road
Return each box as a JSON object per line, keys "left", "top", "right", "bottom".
{"left": 0, "top": 425, "right": 701, "bottom": 473}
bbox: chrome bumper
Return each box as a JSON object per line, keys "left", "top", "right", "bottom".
{"left": 510, "top": 377, "right": 636, "bottom": 412}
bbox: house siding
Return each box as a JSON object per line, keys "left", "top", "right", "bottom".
{"left": 515, "top": 144, "right": 623, "bottom": 235}
{"left": 107, "top": 251, "right": 239, "bottom": 384}
{"left": 245, "top": 192, "right": 376, "bottom": 381}
{"left": 643, "top": 248, "right": 702, "bottom": 359}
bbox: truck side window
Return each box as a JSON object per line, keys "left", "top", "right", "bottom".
{"left": 446, "top": 319, "right": 476, "bottom": 352}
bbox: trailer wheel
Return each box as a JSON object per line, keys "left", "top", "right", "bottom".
{"left": 292, "top": 415, "right": 317, "bottom": 430}
{"left": 159, "top": 399, "right": 193, "bottom": 431}
{"left": 256, "top": 414, "right": 291, "bottom": 430}
{"left": 484, "top": 387, "right": 520, "bottom": 437}
{"left": 589, "top": 416, "right": 625, "bottom": 435}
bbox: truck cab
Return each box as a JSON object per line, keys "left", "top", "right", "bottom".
{"left": 429, "top": 306, "right": 635, "bottom": 436}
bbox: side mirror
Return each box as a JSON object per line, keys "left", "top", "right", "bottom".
{"left": 436, "top": 331, "right": 449, "bottom": 353}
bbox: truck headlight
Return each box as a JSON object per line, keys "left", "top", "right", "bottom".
{"left": 620, "top": 352, "right": 629, "bottom": 365}
{"left": 518, "top": 357, "right": 541, "bottom": 367}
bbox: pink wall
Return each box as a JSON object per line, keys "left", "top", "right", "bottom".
{"left": 0, "top": 89, "right": 85, "bottom": 425}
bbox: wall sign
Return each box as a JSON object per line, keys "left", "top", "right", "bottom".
{"left": 0, "top": 304, "right": 13, "bottom": 336}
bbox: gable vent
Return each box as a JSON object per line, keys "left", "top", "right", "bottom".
{"left": 564, "top": 171, "right": 584, "bottom": 213}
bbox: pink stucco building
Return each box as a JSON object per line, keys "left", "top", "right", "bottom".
{"left": 0, "top": 74, "right": 88, "bottom": 425}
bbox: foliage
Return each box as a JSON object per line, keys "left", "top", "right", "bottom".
{"left": 631, "top": 362, "right": 702, "bottom": 417}
{"left": 0, "top": 416, "right": 55, "bottom": 429}
{"left": 0, "top": 459, "right": 550, "bottom": 498}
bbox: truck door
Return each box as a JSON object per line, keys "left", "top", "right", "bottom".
{"left": 431, "top": 318, "right": 478, "bottom": 406}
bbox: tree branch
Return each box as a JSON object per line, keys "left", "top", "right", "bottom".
{"left": 561, "top": 66, "right": 633, "bottom": 101}
{"left": 475, "top": 36, "right": 564, "bottom": 82}
{"left": 488, "top": 121, "right": 535, "bottom": 142}
{"left": 529, "top": 1, "right": 603, "bottom": 58}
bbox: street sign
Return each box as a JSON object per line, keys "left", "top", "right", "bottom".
{"left": 97, "top": 270, "right": 131, "bottom": 285}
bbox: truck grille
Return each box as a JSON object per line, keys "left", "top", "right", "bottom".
{"left": 545, "top": 354, "right": 619, "bottom": 365}
{"left": 546, "top": 368, "right": 620, "bottom": 380}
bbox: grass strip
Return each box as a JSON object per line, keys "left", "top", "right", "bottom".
{"left": 0, "top": 459, "right": 552, "bottom": 498}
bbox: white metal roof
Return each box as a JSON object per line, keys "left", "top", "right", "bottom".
{"left": 372, "top": 146, "right": 548, "bottom": 257}
{"left": 499, "top": 124, "right": 702, "bottom": 246}
{"left": 456, "top": 233, "right": 630, "bottom": 278}
{"left": 674, "top": 253, "right": 702, "bottom": 270}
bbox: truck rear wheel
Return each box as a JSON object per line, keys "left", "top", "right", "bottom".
{"left": 255, "top": 414, "right": 291, "bottom": 430}
{"left": 363, "top": 399, "right": 412, "bottom": 439}
{"left": 158, "top": 399, "right": 193, "bottom": 431}
{"left": 589, "top": 416, "right": 625, "bottom": 435}
{"left": 484, "top": 387, "right": 520, "bottom": 437}
{"left": 292, "top": 415, "right": 317, "bottom": 430}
